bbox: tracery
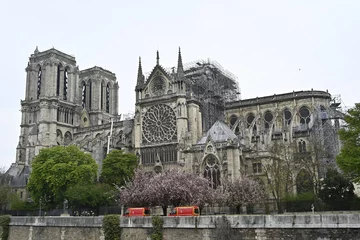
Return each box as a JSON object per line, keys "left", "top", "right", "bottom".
{"left": 142, "top": 104, "right": 177, "bottom": 144}
{"left": 203, "top": 154, "right": 221, "bottom": 189}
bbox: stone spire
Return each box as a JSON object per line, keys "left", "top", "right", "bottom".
{"left": 136, "top": 57, "right": 144, "bottom": 87}
{"left": 156, "top": 50, "right": 160, "bottom": 65}
{"left": 177, "top": 47, "right": 185, "bottom": 79}
{"left": 34, "top": 46, "right": 39, "bottom": 54}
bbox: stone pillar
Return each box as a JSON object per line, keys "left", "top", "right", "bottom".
{"left": 197, "top": 110, "right": 203, "bottom": 138}
{"left": 187, "top": 103, "right": 199, "bottom": 144}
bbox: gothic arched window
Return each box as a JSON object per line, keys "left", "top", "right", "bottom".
{"left": 63, "top": 68, "right": 68, "bottom": 100}
{"left": 82, "top": 82, "right": 86, "bottom": 108}
{"left": 284, "top": 108, "right": 292, "bottom": 126}
{"left": 298, "top": 139, "right": 306, "bottom": 152}
{"left": 57, "top": 65, "right": 61, "bottom": 96}
{"left": 56, "top": 129, "right": 63, "bottom": 145}
{"left": 37, "top": 67, "right": 42, "bottom": 99}
{"left": 64, "top": 131, "right": 72, "bottom": 145}
{"left": 101, "top": 81, "right": 104, "bottom": 110}
{"left": 88, "top": 80, "right": 92, "bottom": 110}
{"left": 57, "top": 108, "right": 60, "bottom": 121}
{"left": 246, "top": 113, "right": 255, "bottom": 128}
{"left": 299, "top": 106, "right": 311, "bottom": 125}
{"left": 229, "top": 115, "right": 240, "bottom": 135}
{"left": 264, "top": 111, "right": 273, "bottom": 129}
{"left": 106, "top": 83, "right": 110, "bottom": 113}
{"left": 203, "top": 155, "right": 221, "bottom": 189}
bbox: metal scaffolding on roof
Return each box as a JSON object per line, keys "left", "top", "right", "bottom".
{"left": 183, "top": 59, "right": 241, "bottom": 103}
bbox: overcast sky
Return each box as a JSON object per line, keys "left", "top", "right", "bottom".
{"left": 0, "top": 0, "right": 359, "bottom": 168}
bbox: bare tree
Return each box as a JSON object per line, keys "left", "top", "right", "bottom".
{"left": 263, "top": 140, "right": 297, "bottom": 213}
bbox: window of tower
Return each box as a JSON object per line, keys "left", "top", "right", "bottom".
{"left": 63, "top": 69, "right": 68, "bottom": 100}
{"left": 101, "top": 81, "right": 104, "bottom": 110}
{"left": 57, "top": 108, "right": 60, "bottom": 121}
{"left": 106, "top": 83, "right": 110, "bottom": 113}
{"left": 56, "top": 65, "right": 61, "bottom": 96}
{"left": 89, "top": 80, "right": 92, "bottom": 110}
{"left": 37, "top": 67, "right": 42, "bottom": 99}
{"left": 82, "top": 82, "right": 86, "bottom": 108}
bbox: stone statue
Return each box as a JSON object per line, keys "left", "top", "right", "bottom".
{"left": 311, "top": 204, "right": 315, "bottom": 214}
{"left": 63, "top": 199, "right": 68, "bottom": 211}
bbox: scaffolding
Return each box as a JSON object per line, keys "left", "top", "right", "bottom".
{"left": 143, "top": 58, "right": 241, "bottom": 132}
{"left": 183, "top": 59, "right": 241, "bottom": 102}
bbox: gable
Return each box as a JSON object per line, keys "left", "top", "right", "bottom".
{"left": 143, "top": 66, "right": 173, "bottom": 98}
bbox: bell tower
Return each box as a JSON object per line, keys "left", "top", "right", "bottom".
{"left": 17, "top": 47, "right": 79, "bottom": 166}
{"left": 78, "top": 66, "right": 119, "bottom": 127}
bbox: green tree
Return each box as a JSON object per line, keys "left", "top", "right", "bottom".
{"left": 0, "top": 167, "right": 14, "bottom": 210}
{"left": 65, "top": 183, "right": 115, "bottom": 209}
{"left": 27, "top": 145, "right": 98, "bottom": 208}
{"left": 337, "top": 103, "right": 360, "bottom": 182}
{"left": 319, "top": 168, "right": 355, "bottom": 210}
{"left": 100, "top": 150, "right": 137, "bottom": 186}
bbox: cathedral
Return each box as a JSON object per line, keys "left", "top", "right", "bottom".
{"left": 7, "top": 47, "right": 343, "bottom": 201}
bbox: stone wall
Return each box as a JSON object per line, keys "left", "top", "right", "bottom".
{"left": 9, "top": 217, "right": 104, "bottom": 240}
{"left": 8, "top": 214, "right": 360, "bottom": 240}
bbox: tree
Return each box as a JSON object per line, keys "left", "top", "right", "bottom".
{"left": 186, "top": 173, "right": 215, "bottom": 209}
{"left": 319, "top": 168, "right": 355, "bottom": 210}
{"left": 337, "top": 103, "right": 360, "bottom": 182}
{"left": 27, "top": 145, "right": 98, "bottom": 208}
{"left": 0, "top": 167, "right": 14, "bottom": 210}
{"left": 65, "top": 183, "right": 115, "bottom": 209}
{"left": 146, "top": 169, "right": 214, "bottom": 215}
{"left": 263, "top": 140, "right": 296, "bottom": 213}
{"left": 118, "top": 169, "right": 153, "bottom": 208}
{"left": 100, "top": 150, "right": 138, "bottom": 186}
{"left": 118, "top": 169, "right": 215, "bottom": 215}
{"left": 224, "top": 177, "right": 265, "bottom": 214}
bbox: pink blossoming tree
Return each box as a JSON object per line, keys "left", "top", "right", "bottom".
{"left": 224, "top": 177, "right": 266, "bottom": 214}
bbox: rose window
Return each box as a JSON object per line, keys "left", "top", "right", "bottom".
{"left": 151, "top": 77, "right": 166, "bottom": 96}
{"left": 142, "top": 104, "right": 177, "bottom": 143}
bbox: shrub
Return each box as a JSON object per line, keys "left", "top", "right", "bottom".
{"left": 102, "top": 215, "right": 121, "bottom": 240}
{"left": 283, "top": 192, "right": 325, "bottom": 212}
{"left": 151, "top": 215, "right": 164, "bottom": 240}
{"left": 0, "top": 215, "right": 10, "bottom": 240}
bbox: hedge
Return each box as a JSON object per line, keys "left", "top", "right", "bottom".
{"left": 0, "top": 215, "right": 10, "bottom": 240}
{"left": 102, "top": 215, "right": 121, "bottom": 240}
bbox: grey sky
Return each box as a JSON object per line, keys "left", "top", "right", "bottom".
{"left": 1, "top": 0, "right": 359, "bottom": 168}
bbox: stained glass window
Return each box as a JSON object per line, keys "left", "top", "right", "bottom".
{"left": 142, "top": 104, "right": 177, "bottom": 143}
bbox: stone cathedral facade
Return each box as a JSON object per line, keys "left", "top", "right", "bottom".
{"left": 8, "top": 47, "right": 343, "bottom": 201}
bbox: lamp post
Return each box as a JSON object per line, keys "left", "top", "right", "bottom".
{"left": 120, "top": 186, "right": 125, "bottom": 216}
{"left": 39, "top": 197, "right": 42, "bottom": 216}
